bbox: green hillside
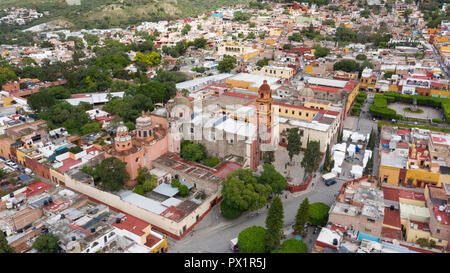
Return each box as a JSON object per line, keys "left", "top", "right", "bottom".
{"left": 0, "top": 0, "right": 250, "bottom": 30}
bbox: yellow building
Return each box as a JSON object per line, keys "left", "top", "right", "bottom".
{"left": 345, "top": 82, "right": 361, "bottom": 114}
{"left": 225, "top": 73, "right": 281, "bottom": 93}
{"left": 269, "top": 28, "right": 282, "bottom": 37}
{"left": 405, "top": 169, "right": 441, "bottom": 188}
{"left": 359, "top": 68, "right": 377, "bottom": 91}
{"left": 273, "top": 103, "right": 319, "bottom": 121}
{"left": 379, "top": 165, "right": 401, "bottom": 186}
{"left": 254, "top": 65, "right": 294, "bottom": 79}
{"left": 430, "top": 89, "right": 450, "bottom": 98}
{"left": 217, "top": 42, "right": 261, "bottom": 61}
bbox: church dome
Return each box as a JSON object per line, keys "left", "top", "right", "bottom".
{"left": 116, "top": 122, "right": 128, "bottom": 133}
{"left": 299, "top": 87, "right": 314, "bottom": 97}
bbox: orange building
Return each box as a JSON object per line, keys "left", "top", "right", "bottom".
{"left": 105, "top": 112, "right": 169, "bottom": 186}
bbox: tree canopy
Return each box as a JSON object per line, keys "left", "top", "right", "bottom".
{"left": 95, "top": 157, "right": 130, "bottom": 191}
{"left": 0, "top": 231, "right": 14, "bottom": 253}
{"left": 294, "top": 197, "right": 310, "bottom": 235}
{"left": 32, "top": 233, "right": 61, "bottom": 253}
{"left": 258, "top": 164, "right": 287, "bottom": 194}
{"left": 301, "top": 140, "right": 322, "bottom": 175}
{"left": 221, "top": 169, "right": 272, "bottom": 212}
{"left": 272, "top": 238, "right": 307, "bottom": 253}
{"left": 287, "top": 128, "right": 301, "bottom": 162}
{"left": 309, "top": 202, "right": 330, "bottom": 226}
{"left": 238, "top": 226, "right": 267, "bottom": 253}
{"left": 265, "top": 196, "right": 284, "bottom": 251}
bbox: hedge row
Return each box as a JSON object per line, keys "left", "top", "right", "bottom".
{"left": 377, "top": 121, "right": 450, "bottom": 133}
{"left": 369, "top": 94, "right": 402, "bottom": 120}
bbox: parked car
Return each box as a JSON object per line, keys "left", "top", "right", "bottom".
{"left": 325, "top": 180, "right": 337, "bottom": 186}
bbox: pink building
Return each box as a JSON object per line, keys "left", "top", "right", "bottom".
{"left": 105, "top": 111, "right": 170, "bottom": 186}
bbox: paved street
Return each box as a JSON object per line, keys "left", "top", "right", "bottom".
{"left": 167, "top": 173, "right": 346, "bottom": 253}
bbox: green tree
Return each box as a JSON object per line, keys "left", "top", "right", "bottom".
{"left": 309, "top": 202, "right": 330, "bottom": 226}
{"left": 32, "top": 233, "right": 61, "bottom": 253}
{"left": 294, "top": 198, "right": 310, "bottom": 235}
{"left": 287, "top": 128, "right": 301, "bottom": 163}
{"left": 133, "top": 184, "right": 144, "bottom": 195}
{"left": 218, "top": 55, "right": 237, "bottom": 73}
{"left": 256, "top": 57, "right": 270, "bottom": 68}
{"left": 220, "top": 201, "right": 243, "bottom": 219}
{"left": 363, "top": 155, "right": 374, "bottom": 176}
{"left": 180, "top": 141, "right": 206, "bottom": 162}
{"left": 272, "top": 238, "right": 307, "bottom": 253}
{"left": 181, "top": 24, "right": 191, "bottom": 35}
{"left": 337, "top": 126, "right": 343, "bottom": 142}
{"left": 313, "top": 46, "right": 330, "bottom": 58}
{"left": 81, "top": 122, "right": 101, "bottom": 135}
{"left": 288, "top": 32, "right": 303, "bottom": 42}
{"left": 0, "top": 231, "right": 14, "bottom": 253}
{"left": 356, "top": 54, "right": 367, "bottom": 61}
{"left": 135, "top": 51, "right": 161, "bottom": 66}
{"left": 143, "top": 175, "right": 158, "bottom": 193}
{"left": 333, "top": 59, "right": 360, "bottom": 72}
{"left": 367, "top": 129, "right": 376, "bottom": 150}
{"left": 301, "top": 140, "right": 321, "bottom": 175}
{"left": 221, "top": 169, "right": 272, "bottom": 211}
{"left": 258, "top": 164, "right": 287, "bottom": 194}
{"left": 265, "top": 196, "right": 284, "bottom": 251}
{"left": 193, "top": 37, "right": 207, "bottom": 49}
{"left": 238, "top": 226, "right": 266, "bottom": 253}
{"left": 383, "top": 71, "right": 395, "bottom": 79}
{"left": 178, "top": 184, "right": 190, "bottom": 197}
{"left": 95, "top": 157, "right": 130, "bottom": 191}
{"left": 323, "top": 144, "right": 332, "bottom": 172}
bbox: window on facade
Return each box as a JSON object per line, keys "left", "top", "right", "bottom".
{"left": 183, "top": 226, "right": 187, "bottom": 233}
{"left": 292, "top": 110, "right": 295, "bottom": 114}
{"left": 367, "top": 218, "right": 375, "bottom": 223}
{"left": 144, "top": 131, "right": 148, "bottom": 138}
{"left": 285, "top": 109, "right": 288, "bottom": 114}
{"left": 138, "top": 131, "right": 141, "bottom": 137}
{"left": 136, "top": 158, "right": 139, "bottom": 162}
{"left": 190, "top": 127, "right": 194, "bottom": 133}
{"left": 299, "top": 130, "right": 304, "bottom": 137}
{"left": 437, "top": 229, "right": 440, "bottom": 233}
{"left": 279, "top": 108, "right": 281, "bottom": 112}
{"left": 179, "top": 112, "right": 183, "bottom": 118}
{"left": 306, "top": 113, "right": 309, "bottom": 117}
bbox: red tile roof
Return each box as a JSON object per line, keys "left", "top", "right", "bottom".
{"left": 383, "top": 208, "right": 401, "bottom": 228}
{"left": 398, "top": 190, "right": 425, "bottom": 201}
{"left": 112, "top": 213, "right": 150, "bottom": 237}
{"left": 381, "top": 227, "right": 402, "bottom": 240}
{"left": 382, "top": 187, "right": 399, "bottom": 202}
{"left": 58, "top": 157, "right": 82, "bottom": 173}
{"left": 214, "top": 161, "right": 242, "bottom": 179}
{"left": 25, "top": 181, "right": 53, "bottom": 197}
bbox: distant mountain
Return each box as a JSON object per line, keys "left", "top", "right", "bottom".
{"left": 0, "top": 0, "right": 250, "bottom": 30}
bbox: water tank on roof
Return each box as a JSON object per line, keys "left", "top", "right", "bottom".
{"left": 72, "top": 236, "right": 76, "bottom": 241}
{"left": 115, "top": 218, "right": 121, "bottom": 224}
{"left": 90, "top": 228, "right": 95, "bottom": 233}
{"left": 390, "top": 205, "right": 395, "bottom": 211}
{"left": 333, "top": 239, "right": 338, "bottom": 246}
{"left": 60, "top": 214, "right": 65, "bottom": 219}
{"left": 9, "top": 193, "right": 14, "bottom": 198}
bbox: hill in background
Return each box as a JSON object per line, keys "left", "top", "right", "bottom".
{"left": 0, "top": 0, "right": 251, "bottom": 30}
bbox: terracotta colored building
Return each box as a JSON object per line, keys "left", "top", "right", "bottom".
{"left": 105, "top": 112, "right": 169, "bottom": 185}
